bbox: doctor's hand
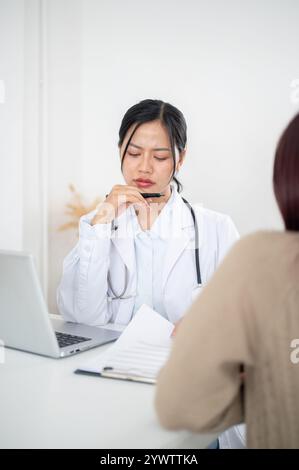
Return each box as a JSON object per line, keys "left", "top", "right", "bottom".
{"left": 91, "top": 185, "right": 150, "bottom": 225}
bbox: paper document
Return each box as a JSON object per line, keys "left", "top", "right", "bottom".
{"left": 75, "top": 304, "right": 174, "bottom": 384}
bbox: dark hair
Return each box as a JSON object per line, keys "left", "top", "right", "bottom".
{"left": 273, "top": 112, "right": 299, "bottom": 231}
{"left": 118, "top": 99, "right": 187, "bottom": 192}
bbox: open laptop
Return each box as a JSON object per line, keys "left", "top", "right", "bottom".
{"left": 0, "top": 250, "right": 121, "bottom": 358}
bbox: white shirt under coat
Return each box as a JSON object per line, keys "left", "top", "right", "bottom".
{"left": 132, "top": 186, "right": 176, "bottom": 318}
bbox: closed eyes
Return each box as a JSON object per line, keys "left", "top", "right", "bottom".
{"left": 128, "top": 152, "right": 169, "bottom": 161}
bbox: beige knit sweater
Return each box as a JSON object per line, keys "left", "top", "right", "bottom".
{"left": 155, "top": 231, "right": 299, "bottom": 449}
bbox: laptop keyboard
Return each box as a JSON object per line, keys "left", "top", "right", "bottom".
{"left": 55, "top": 331, "right": 91, "bottom": 348}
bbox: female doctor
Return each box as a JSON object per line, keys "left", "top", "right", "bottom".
{"left": 57, "top": 98, "right": 239, "bottom": 326}
{"left": 57, "top": 98, "right": 243, "bottom": 447}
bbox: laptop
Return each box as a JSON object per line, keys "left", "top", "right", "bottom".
{"left": 0, "top": 250, "right": 121, "bottom": 358}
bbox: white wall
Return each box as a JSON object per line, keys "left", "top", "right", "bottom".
{"left": 1, "top": 0, "right": 299, "bottom": 313}
{"left": 0, "top": 0, "right": 24, "bottom": 250}
{"left": 46, "top": 0, "right": 299, "bottom": 312}
{"left": 47, "top": 0, "right": 83, "bottom": 312}
{"left": 0, "top": 0, "right": 47, "bottom": 293}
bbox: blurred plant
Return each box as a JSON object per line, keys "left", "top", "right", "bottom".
{"left": 58, "top": 184, "right": 102, "bottom": 232}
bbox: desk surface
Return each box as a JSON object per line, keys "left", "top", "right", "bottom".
{"left": 0, "top": 316, "right": 217, "bottom": 449}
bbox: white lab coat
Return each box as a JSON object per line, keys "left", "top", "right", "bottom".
{"left": 57, "top": 188, "right": 239, "bottom": 326}
{"left": 57, "top": 188, "right": 246, "bottom": 448}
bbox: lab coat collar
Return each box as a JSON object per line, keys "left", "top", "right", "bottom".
{"left": 111, "top": 185, "right": 195, "bottom": 279}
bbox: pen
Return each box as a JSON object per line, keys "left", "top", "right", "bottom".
{"left": 105, "top": 192, "right": 164, "bottom": 199}
{"left": 140, "top": 193, "right": 164, "bottom": 198}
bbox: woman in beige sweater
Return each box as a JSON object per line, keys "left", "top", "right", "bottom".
{"left": 155, "top": 112, "right": 299, "bottom": 449}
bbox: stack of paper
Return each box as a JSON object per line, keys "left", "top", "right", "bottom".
{"left": 75, "top": 304, "right": 174, "bottom": 384}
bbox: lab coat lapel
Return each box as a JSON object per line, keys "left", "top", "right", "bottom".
{"left": 110, "top": 192, "right": 194, "bottom": 282}
{"left": 162, "top": 191, "right": 194, "bottom": 290}
{"left": 110, "top": 208, "right": 136, "bottom": 273}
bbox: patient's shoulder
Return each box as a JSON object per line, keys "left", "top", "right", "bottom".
{"left": 234, "top": 230, "right": 278, "bottom": 249}
{"left": 235, "top": 230, "right": 298, "bottom": 251}
{"left": 230, "top": 230, "right": 276, "bottom": 255}
{"left": 229, "top": 230, "right": 299, "bottom": 272}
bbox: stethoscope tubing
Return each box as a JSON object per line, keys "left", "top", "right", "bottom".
{"left": 107, "top": 198, "right": 202, "bottom": 299}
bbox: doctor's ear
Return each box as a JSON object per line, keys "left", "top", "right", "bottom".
{"left": 176, "top": 148, "right": 186, "bottom": 172}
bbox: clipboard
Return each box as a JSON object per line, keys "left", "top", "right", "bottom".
{"left": 75, "top": 340, "right": 171, "bottom": 384}
{"left": 74, "top": 304, "right": 174, "bottom": 384}
{"left": 74, "top": 367, "right": 155, "bottom": 384}
{"left": 100, "top": 367, "right": 156, "bottom": 384}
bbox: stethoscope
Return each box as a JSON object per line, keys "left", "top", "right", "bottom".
{"left": 108, "top": 122, "right": 202, "bottom": 300}
{"left": 107, "top": 197, "right": 202, "bottom": 300}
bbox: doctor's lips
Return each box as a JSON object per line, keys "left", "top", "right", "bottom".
{"left": 134, "top": 178, "right": 155, "bottom": 188}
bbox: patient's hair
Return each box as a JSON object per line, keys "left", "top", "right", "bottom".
{"left": 118, "top": 99, "right": 187, "bottom": 193}
{"left": 273, "top": 112, "right": 299, "bottom": 231}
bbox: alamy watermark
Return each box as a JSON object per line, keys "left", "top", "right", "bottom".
{"left": 83, "top": 195, "right": 204, "bottom": 251}
{"left": 290, "top": 339, "right": 299, "bottom": 364}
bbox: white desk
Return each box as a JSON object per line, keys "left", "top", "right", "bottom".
{"left": 0, "top": 316, "right": 217, "bottom": 449}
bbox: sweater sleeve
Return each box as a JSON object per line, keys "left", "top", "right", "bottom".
{"left": 155, "top": 236, "right": 254, "bottom": 434}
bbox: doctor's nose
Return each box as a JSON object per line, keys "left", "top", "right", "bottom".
{"left": 138, "top": 157, "right": 153, "bottom": 174}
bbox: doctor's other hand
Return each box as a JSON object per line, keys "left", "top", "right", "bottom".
{"left": 91, "top": 185, "right": 149, "bottom": 225}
